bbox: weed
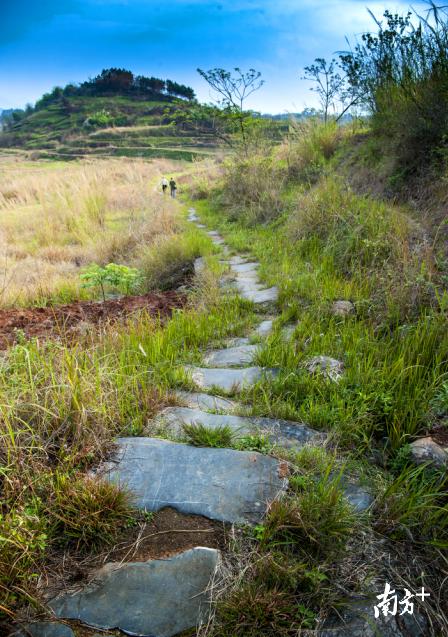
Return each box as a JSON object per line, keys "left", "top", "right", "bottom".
{"left": 259, "top": 473, "right": 356, "bottom": 561}
{"left": 182, "top": 423, "right": 235, "bottom": 448}
{"left": 47, "top": 474, "right": 134, "bottom": 551}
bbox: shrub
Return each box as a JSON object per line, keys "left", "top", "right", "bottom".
{"left": 341, "top": 6, "right": 448, "bottom": 174}
{"left": 80, "top": 262, "right": 142, "bottom": 300}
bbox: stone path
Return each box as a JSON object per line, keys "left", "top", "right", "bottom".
{"left": 47, "top": 207, "right": 372, "bottom": 637}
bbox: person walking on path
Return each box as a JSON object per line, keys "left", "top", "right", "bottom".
{"left": 169, "top": 178, "right": 177, "bottom": 198}
{"left": 161, "top": 177, "right": 168, "bottom": 194}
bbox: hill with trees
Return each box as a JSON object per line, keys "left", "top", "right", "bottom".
{"left": 0, "top": 68, "right": 220, "bottom": 161}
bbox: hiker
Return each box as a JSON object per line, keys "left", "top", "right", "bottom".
{"left": 169, "top": 177, "right": 177, "bottom": 198}
{"left": 161, "top": 176, "right": 168, "bottom": 194}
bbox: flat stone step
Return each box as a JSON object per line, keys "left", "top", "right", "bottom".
{"left": 254, "top": 319, "right": 274, "bottom": 338}
{"left": 102, "top": 437, "right": 286, "bottom": 523}
{"left": 185, "top": 365, "right": 277, "bottom": 392}
{"left": 14, "top": 624, "right": 75, "bottom": 637}
{"left": 194, "top": 257, "right": 206, "bottom": 275}
{"left": 50, "top": 547, "right": 219, "bottom": 637}
{"left": 231, "top": 262, "right": 259, "bottom": 273}
{"left": 203, "top": 344, "right": 259, "bottom": 367}
{"left": 240, "top": 286, "right": 279, "bottom": 304}
{"left": 175, "top": 390, "right": 240, "bottom": 413}
{"left": 342, "top": 483, "right": 373, "bottom": 513}
{"left": 229, "top": 255, "right": 251, "bottom": 265}
{"left": 156, "top": 407, "right": 324, "bottom": 449}
{"left": 224, "top": 336, "right": 251, "bottom": 347}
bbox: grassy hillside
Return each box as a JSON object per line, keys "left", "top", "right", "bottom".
{"left": 0, "top": 95, "right": 220, "bottom": 161}
{"left": 1, "top": 122, "right": 447, "bottom": 635}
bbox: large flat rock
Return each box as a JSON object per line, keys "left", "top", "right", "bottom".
{"left": 185, "top": 365, "right": 277, "bottom": 392}
{"left": 50, "top": 547, "right": 219, "bottom": 637}
{"left": 240, "top": 286, "right": 279, "bottom": 304}
{"left": 231, "top": 262, "right": 259, "bottom": 273}
{"left": 156, "top": 407, "right": 324, "bottom": 449}
{"left": 175, "top": 390, "right": 240, "bottom": 413}
{"left": 254, "top": 319, "right": 274, "bottom": 337}
{"left": 203, "top": 344, "right": 258, "bottom": 367}
{"left": 103, "top": 437, "right": 286, "bottom": 523}
{"left": 13, "top": 623, "right": 75, "bottom": 637}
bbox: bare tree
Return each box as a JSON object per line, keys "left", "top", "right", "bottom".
{"left": 197, "top": 67, "right": 264, "bottom": 154}
{"left": 302, "top": 58, "right": 345, "bottom": 123}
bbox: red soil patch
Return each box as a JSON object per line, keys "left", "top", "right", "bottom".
{"left": 0, "top": 291, "right": 186, "bottom": 349}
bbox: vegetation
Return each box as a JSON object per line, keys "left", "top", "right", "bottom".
{"left": 0, "top": 156, "right": 195, "bottom": 306}
{"left": 1, "top": 3, "right": 448, "bottom": 635}
{"left": 189, "top": 113, "right": 448, "bottom": 634}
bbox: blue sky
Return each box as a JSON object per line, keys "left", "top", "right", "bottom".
{"left": 0, "top": 0, "right": 427, "bottom": 112}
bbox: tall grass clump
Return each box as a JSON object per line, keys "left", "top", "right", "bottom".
{"left": 287, "top": 175, "right": 436, "bottom": 322}
{"left": 281, "top": 118, "right": 343, "bottom": 182}
{"left": 139, "top": 226, "right": 213, "bottom": 290}
{"left": 220, "top": 154, "right": 286, "bottom": 225}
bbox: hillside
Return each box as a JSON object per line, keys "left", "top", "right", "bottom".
{"left": 0, "top": 96, "right": 223, "bottom": 161}
{"left": 0, "top": 68, "right": 223, "bottom": 161}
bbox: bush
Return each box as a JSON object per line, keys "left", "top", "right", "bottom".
{"left": 220, "top": 154, "right": 286, "bottom": 225}
{"left": 80, "top": 262, "right": 142, "bottom": 300}
{"left": 341, "top": 7, "right": 448, "bottom": 175}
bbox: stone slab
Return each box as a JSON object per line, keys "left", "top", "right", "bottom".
{"left": 409, "top": 436, "right": 448, "bottom": 468}
{"left": 185, "top": 365, "right": 277, "bottom": 392}
{"left": 194, "top": 257, "right": 206, "bottom": 275}
{"left": 102, "top": 437, "right": 286, "bottom": 523}
{"left": 254, "top": 319, "right": 274, "bottom": 338}
{"left": 50, "top": 548, "right": 219, "bottom": 637}
{"left": 240, "top": 286, "right": 279, "bottom": 304}
{"left": 231, "top": 262, "right": 259, "bottom": 273}
{"left": 305, "top": 355, "right": 344, "bottom": 381}
{"left": 203, "top": 344, "right": 259, "bottom": 367}
{"left": 14, "top": 623, "right": 75, "bottom": 637}
{"left": 229, "top": 255, "right": 250, "bottom": 265}
{"left": 332, "top": 300, "right": 355, "bottom": 317}
{"left": 156, "top": 407, "right": 324, "bottom": 449}
{"left": 175, "top": 390, "right": 240, "bottom": 413}
{"left": 342, "top": 483, "right": 373, "bottom": 513}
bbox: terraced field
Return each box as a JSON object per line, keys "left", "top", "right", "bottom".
{"left": 0, "top": 96, "right": 221, "bottom": 161}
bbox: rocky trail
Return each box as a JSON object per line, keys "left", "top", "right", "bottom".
{"left": 14, "top": 209, "right": 426, "bottom": 637}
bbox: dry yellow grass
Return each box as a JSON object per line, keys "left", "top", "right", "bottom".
{"left": 0, "top": 156, "right": 186, "bottom": 306}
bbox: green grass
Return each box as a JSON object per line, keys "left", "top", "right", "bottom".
{"left": 0, "top": 288, "right": 255, "bottom": 618}
{"left": 184, "top": 124, "right": 448, "bottom": 634}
